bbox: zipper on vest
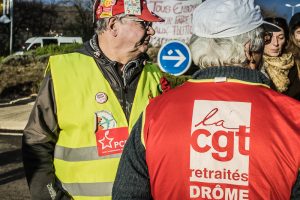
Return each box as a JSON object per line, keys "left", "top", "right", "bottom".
{"left": 108, "top": 63, "right": 126, "bottom": 111}
{"left": 122, "top": 86, "right": 129, "bottom": 120}
{"left": 122, "top": 71, "right": 129, "bottom": 119}
{"left": 109, "top": 64, "right": 129, "bottom": 120}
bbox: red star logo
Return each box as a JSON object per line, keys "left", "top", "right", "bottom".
{"left": 98, "top": 130, "right": 113, "bottom": 149}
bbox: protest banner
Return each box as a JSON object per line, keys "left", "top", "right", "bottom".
{"left": 148, "top": 0, "right": 203, "bottom": 46}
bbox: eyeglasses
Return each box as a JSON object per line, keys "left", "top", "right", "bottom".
{"left": 122, "top": 18, "right": 153, "bottom": 30}
{"left": 264, "top": 32, "right": 273, "bottom": 45}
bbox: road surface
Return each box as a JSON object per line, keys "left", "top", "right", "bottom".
{"left": 0, "top": 97, "right": 34, "bottom": 199}
{"left": 0, "top": 134, "right": 30, "bottom": 200}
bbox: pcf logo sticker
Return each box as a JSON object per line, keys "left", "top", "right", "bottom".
{"left": 94, "top": 110, "right": 128, "bottom": 156}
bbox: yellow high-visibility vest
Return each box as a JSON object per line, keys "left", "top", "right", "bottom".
{"left": 49, "top": 53, "right": 162, "bottom": 199}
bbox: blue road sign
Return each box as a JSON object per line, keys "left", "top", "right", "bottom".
{"left": 158, "top": 40, "right": 192, "bottom": 76}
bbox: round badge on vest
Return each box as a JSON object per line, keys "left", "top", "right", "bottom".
{"left": 95, "top": 92, "right": 108, "bottom": 104}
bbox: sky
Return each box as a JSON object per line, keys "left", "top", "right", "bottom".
{"left": 39, "top": 0, "right": 300, "bottom": 22}
{"left": 255, "top": 0, "right": 300, "bottom": 22}
{"left": 39, "top": 0, "right": 300, "bottom": 21}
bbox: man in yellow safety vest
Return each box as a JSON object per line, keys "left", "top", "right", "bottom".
{"left": 22, "top": 0, "right": 168, "bottom": 199}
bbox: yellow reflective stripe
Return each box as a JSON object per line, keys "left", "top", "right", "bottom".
{"left": 61, "top": 182, "right": 113, "bottom": 197}
{"left": 54, "top": 158, "right": 120, "bottom": 182}
{"left": 44, "top": 62, "right": 50, "bottom": 77}
{"left": 72, "top": 196, "right": 111, "bottom": 200}
{"left": 71, "top": 196, "right": 111, "bottom": 200}
{"left": 54, "top": 145, "right": 121, "bottom": 161}
{"left": 188, "top": 78, "right": 270, "bottom": 88}
{"left": 141, "top": 111, "right": 146, "bottom": 148}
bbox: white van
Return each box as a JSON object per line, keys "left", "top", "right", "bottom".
{"left": 15, "top": 36, "right": 83, "bottom": 54}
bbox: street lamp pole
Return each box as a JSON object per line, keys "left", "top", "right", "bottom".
{"left": 9, "top": 0, "right": 13, "bottom": 54}
{"left": 285, "top": 3, "right": 300, "bottom": 17}
{"left": 0, "top": 0, "right": 13, "bottom": 54}
{"left": 0, "top": 0, "right": 11, "bottom": 24}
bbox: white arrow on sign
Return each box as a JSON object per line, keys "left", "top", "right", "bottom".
{"left": 162, "top": 49, "right": 186, "bottom": 67}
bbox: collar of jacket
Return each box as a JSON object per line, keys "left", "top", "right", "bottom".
{"left": 192, "top": 66, "right": 271, "bottom": 86}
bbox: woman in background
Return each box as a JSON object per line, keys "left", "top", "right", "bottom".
{"left": 262, "top": 17, "right": 295, "bottom": 94}
{"left": 285, "top": 13, "right": 300, "bottom": 100}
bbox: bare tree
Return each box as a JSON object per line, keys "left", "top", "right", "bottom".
{"left": 0, "top": 0, "right": 96, "bottom": 55}
{"left": 0, "top": 0, "right": 58, "bottom": 55}
{"left": 57, "top": 0, "right": 94, "bottom": 41}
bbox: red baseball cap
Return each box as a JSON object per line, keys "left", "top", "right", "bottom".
{"left": 93, "top": 0, "right": 164, "bottom": 22}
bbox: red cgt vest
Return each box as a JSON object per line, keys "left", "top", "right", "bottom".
{"left": 143, "top": 79, "right": 300, "bottom": 200}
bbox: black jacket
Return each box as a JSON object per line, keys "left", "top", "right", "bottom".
{"left": 284, "top": 65, "right": 300, "bottom": 100}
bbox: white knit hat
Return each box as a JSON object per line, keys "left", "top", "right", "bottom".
{"left": 192, "top": 0, "right": 281, "bottom": 38}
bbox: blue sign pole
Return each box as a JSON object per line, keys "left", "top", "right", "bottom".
{"left": 157, "top": 40, "right": 192, "bottom": 76}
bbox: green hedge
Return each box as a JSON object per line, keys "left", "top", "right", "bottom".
{"left": 33, "top": 43, "right": 84, "bottom": 56}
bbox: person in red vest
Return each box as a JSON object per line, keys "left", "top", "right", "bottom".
{"left": 112, "top": 0, "right": 300, "bottom": 199}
